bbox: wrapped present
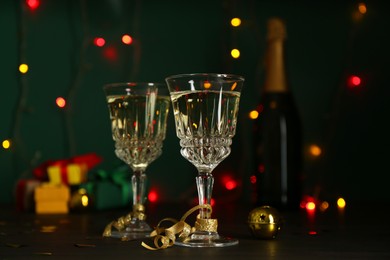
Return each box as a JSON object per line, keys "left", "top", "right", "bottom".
{"left": 35, "top": 183, "right": 70, "bottom": 214}
{"left": 69, "top": 153, "right": 102, "bottom": 169}
{"left": 15, "top": 179, "right": 42, "bottom": 212}
{"left": 33, "top": 153, "right": 102, "bottom": 182}
{"left": 47, "top": 163, "right": 88, "bottom": 185}
{"left": 81, "top": 168, "right": 132, "bottom": 210}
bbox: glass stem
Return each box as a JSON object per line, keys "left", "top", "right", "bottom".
{"left": 132, "top": 170, "right": 147, "bottom": 211}
{"left": 196, "top": 171, "right": 214, "bottom": 219}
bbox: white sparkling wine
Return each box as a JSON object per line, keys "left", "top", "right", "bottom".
{"left": 107, "top": 94, "right": 170, "bottom": 170}
{"left": 170, "top": 90, "right": 240, "bottom": 171}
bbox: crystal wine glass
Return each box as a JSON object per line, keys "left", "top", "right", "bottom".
{"left": 165, "top": 73, "right": 244, "bottom": 247}
{"left": 103, "top": 82, "right": 170, "bottom": 239}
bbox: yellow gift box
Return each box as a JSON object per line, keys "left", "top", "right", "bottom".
{"left": 34, "top": 183, "right": 70, "bottom": 214}
{"left": 47, "top": 163, "right": 88, "bottom": 185}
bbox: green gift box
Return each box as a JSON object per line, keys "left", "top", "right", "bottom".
{"left": 81, "top": 167, "right": 132, "bottom": 210}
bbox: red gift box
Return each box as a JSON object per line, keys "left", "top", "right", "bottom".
{"left": 15, "top": 179, "right": 42, "bottom": 212}
{"left": 32, "top": 153, "right": 102, "bottom": 183}
{"left": 47, "top": 163, "right": 88, "bottom": 185}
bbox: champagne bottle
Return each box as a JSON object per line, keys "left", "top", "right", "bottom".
{"left": 253, "top": 17, "right": 303, "bottom": 210}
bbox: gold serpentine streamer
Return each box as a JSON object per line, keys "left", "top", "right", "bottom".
{"left": 141, "top": 204, "right": 217, "bottom": 250}
{"left": 102, "top": 204, "right": 146, "bottom": 239}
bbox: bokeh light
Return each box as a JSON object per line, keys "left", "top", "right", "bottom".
{"left": 148, "top": 190, "right": 158, "bottom": 203}
{"left": 337, "top": 197, "right": 346, "bottom": 209}
{"left": 19, "top": 64, "right": 29, "bottom": 74}
{"left": 93, "top": 37, "right": 106, "bottom": 47}
{"left": 222, "top": 174, "right": 238, "bottom": 191}
{"left": 56, "top": 97, "right": 66, "bottom": 108}
{"left": 26, "top": 0, "right": 40, "bottom": 10}
{"left": 348, "top": 75, "right": 361, "bottom": 88}
{"left": 203, "top": 81, "right": 211, "bottom": 89}
{"left": 309, "top": 144, "right": 322, "bottom": 157}
{"left": 2, "top": 139, "right": 11, "bottom": 149}
{"left": 257, "top": 164, "right": 265, "bottom": 173}
{"left": 319, "top": 201, "right": 329, "bottom": 212}
{"left": 103, "top": 46, "right": 118, "bottom": 61}
{"left": 306, "top": 201, "right": 316, "bottom": 211}
{"left": 230, "top": 17, "right": 241, "bottom": 27}
{"left": 249, "top": 110, "right": 259, "bottom": 119}
{"left": 225, "top": 179, "right": 237, "bottom": 190}
{"left": 358, "top": 3, "right": 367, "bottom": 14}
{"left": 122, "top": 34, "right": 133, "bottom": 45}
{"left": 231, "top": 49, "right": 240, "bottom": 59}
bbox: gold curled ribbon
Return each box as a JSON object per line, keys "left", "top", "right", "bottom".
{"left": 102, "top": 204, "right": 146, "bottom": 238}
{"left": 141, "top": 204, "right": 218, "bottom": 250}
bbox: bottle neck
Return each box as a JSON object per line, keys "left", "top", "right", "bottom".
{"left": 264, "top": 39, "right": 288, "bottom": 93}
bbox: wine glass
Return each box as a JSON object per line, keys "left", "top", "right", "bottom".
{"left": 165, "top": 73, "right": 244, "bottom": 247}
{"left": 103, "top": 82, "right": 170, "bottom": 239}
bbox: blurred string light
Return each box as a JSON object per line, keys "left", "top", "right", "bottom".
{"left": 309, "top": 144, "right": 322, "bottom": 157}
{"left": 230, "top": 17, "right": 241, "bottom": 27}
{"left": 249, "top": 110, "right": 259, "bottom": 119}
{"left": 56, "top": 97, "right": 66, "bottom": 108}
{"left": 225, "top": 180, "right": 237, "bottom": 190}
{"left": 300, "top": 196, "right": 316, "bottom": 211}
{"left": 222, "top": 175, "right": 238, "bottom": 190}
{"left": 348, "top": 75, "right": 362, "bottom": 88}
{"left": 148, "top": 190, "right": 158, "bottom": 203}
{"left": 10, "top": 0, "right": 91, "bottom": 181}
{"left": 358, "top": 2, "right": 367, "bottom": 14}
{"left": 249, "top": 104, "right": 264, "bottom": 120}
{"left": 231, "top": 48, "right": 240, "bottom": 59}
{"left": 94, "top": 37, "right": 105, "bottom": 47}
{"left": 337, "top": 197, "right": 346, "bottom": 209}
{"left": 203, "top": 81, "right": 212, "bottom": 89}
{"left": 306, "top": 201, "right": 316, "bottom": 211}
{"left": 258, "top": 164, "right": 264, "bottom": 173}
{"left": 26, "top": 0, "right": 40, "bottom": 10}
{"left": 229, "top": 16, "right": 241, "bottom": 60}
{"left": 2, "top": 139, "right": 11, "bottom": 149}
{"left": 250, "top": 175, "right": 256, "bottom": 184}
{"left": 122, "top": 34, "right": 133, "bottom": 45}
{"left": 103, "top": 46, "right": 118, "bottom": 61}
{"left": 352, "top": 2, "right": 367, "bottom": 21}
{"left": 19, "top": 64, "right": 29, "bottom": 74}
{"left": 319, "top": 201, "right": 329, "bottom": 212}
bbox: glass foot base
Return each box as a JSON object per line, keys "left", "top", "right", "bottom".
{"left": 110, "top": 219, "right": 152, "bottom": 240}
{"left": 175, "top": 231, "right": 238, "bottom": 247}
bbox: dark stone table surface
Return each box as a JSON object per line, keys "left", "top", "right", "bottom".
{"left": 1, "top": 202, "right": 390, "bottom": 259}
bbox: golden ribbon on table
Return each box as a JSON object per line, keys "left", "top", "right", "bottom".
{"left": 102, "top": 204, "right": 218, "bottom": 250}
{"left": 102, "top": 204, "right": 146, "bottom": 240}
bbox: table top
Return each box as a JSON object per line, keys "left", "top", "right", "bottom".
{"left": 1, "top": 202, "right": 390, "bottom": 259}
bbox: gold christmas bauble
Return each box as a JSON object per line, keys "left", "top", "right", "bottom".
{"left": 248, "top": 205, "right": 282, "bottom": 239}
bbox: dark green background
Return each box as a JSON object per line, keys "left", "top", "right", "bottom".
{"left": 1, "top": 0, "right": 389, "bottom": 206}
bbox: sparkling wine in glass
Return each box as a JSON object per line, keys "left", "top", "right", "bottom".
{"left": 103, "top": 82, "right": 170, "bottom": 239}
{"left": 165, "top": 73, "right": 244, "bottom": 247}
